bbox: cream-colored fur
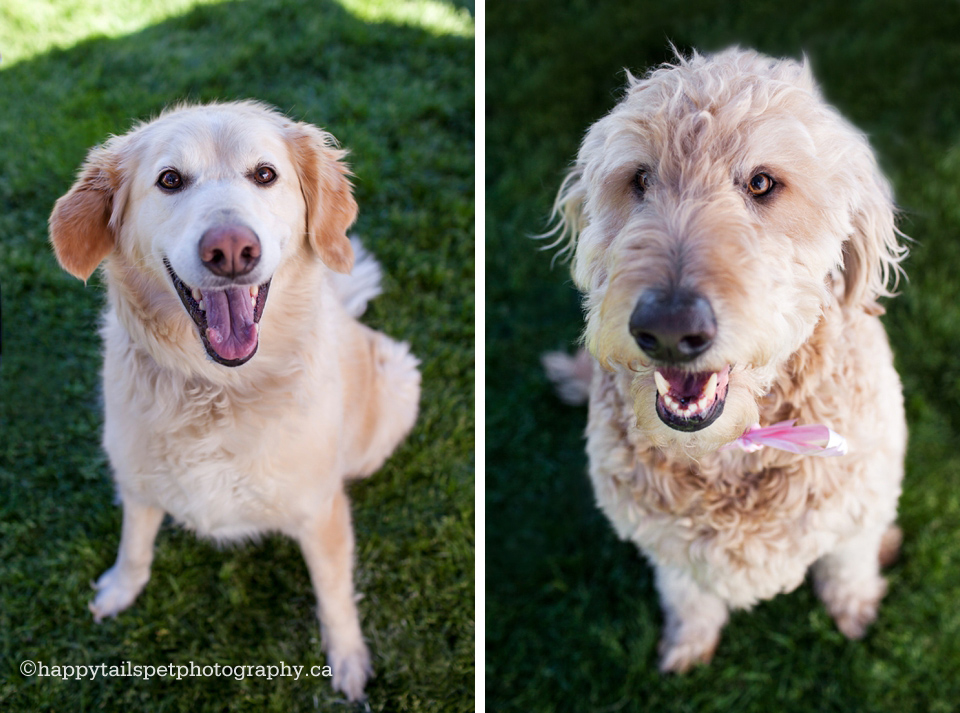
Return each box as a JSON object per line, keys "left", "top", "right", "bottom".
{"left": 544, "top": 49, "right": 907, "bottom": 672}
{"left": 49, "top": 101, "right": 421, "bottom": 700}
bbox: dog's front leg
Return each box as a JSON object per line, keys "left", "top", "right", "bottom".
{"left": 654, "top": 563, "right": 729, "bottom": 673}
{"left": 297, "top": 488, "right": 371, "bottom": 701}
{"left": 89, "top": 498, "right": 165, "bottom": 622}
{"left": 813, "top": 522, "right": 898, "bottom": 639}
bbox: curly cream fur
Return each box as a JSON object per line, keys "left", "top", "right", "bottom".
{"left": 549, "top": 48, "right": 907, "bottom": 671}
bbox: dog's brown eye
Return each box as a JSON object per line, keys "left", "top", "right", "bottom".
{"left": 747, "top": 172, "right": 775, "bottom": 196}
{"left": 157, "top": 169, "right": 183, "bottom": 191}
{"left": 253, "top": 166, "right": 277, "bottom": 185}
{"left": 634, "top": 169, "right": 651, "bottom": 195}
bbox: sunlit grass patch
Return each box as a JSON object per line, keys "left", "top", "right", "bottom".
{"left": 336, "top": 0, "right": 474, "bottom": 37}
{"left": 0, "top": 0, "right": 230, "bottom": 66}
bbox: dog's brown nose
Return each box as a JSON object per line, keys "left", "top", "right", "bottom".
{"left": 199, "top": 225, "right": 261, "bottom": 279}
{"left": 629, "top": 288, "right": 717, "bottom": 363}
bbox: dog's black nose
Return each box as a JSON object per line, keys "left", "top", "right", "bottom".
{"left": 199, "top": 225, "right": 261, "bottom": 279}
{"left": 629, "top": 288, "right": 716, "bottom": 363}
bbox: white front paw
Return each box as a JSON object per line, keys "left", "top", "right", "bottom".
{"left": 658, "top": 629, "right": 721, "bottom": 673}
{"left": 328, "top": 641, "right": 372, "bottom": 701}
{"left": 818, "top": 575, "right": 888, "bottom": 640}
{"left": 88, "top": 564, "right": 149, "bottom": 622}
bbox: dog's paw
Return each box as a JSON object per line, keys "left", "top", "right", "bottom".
{"left": 825, "top": 580, "right": 888, "bottom": 640}
{"left": 328, "top": 641, "right": 372, "bottom": 701}
{"left": 541, "top": 349, "right": 592, "bottom": 405}
{"left": 657, "top": 630, "right": 720, "bottom": 673}
{"left": 88, "top": 565, "right": 149, "bottom": 622}
{"left": 878, "top": 525, "right": 903, "bottom": 569}
{"left": 818, "top": 574, "right": 888, "bottom": 640}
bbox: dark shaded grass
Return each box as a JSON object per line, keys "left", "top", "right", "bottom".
{"left": 486, "top": 1, "right": 960, "bottom": 711}
{"left": 0, "top": 1, "right": 474, "bottom": 711}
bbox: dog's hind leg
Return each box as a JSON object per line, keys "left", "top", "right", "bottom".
{"left": 654, "top": 563, "right": 729, "bottom": 673}
{"left": 813, "top": 522, "right": 892, "bottom": 639}
{"left": 89, "top": 499, "right": 165, "bottom": 622}
{"left": 297, "top": 488, "right": 371, "bottom": 701}
{"left": 340, "top": 326, "right": 420, "bottom": 479}
{"left": 542, "top": 348, "right": 593, "bottom": 406}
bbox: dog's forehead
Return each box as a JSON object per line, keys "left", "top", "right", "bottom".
{"left": 133, "top": 107, "right": 293, "bottom": 175}
{"left": 586, "top": 70, "right": 823, "bottom": 182}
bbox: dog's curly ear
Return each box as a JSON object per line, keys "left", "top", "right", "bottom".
{"left": 49, "top": 142, "right": 125, "bottom": 282}
{"left": 841, "top": 158, "right": 907, "bottom": 309}
{"left": 287, "top": 122, "right": 357, "bottom": 274}
{"left": 543, "top": 167, "right": 588, "bottom": 280}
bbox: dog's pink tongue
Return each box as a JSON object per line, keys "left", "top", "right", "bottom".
{"left": 204, "top": 287, "right": 258, "bottom": 362}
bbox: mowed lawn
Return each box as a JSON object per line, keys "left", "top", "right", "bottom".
{"left": 0, "top": 1, "right": 474, "bottom": 711}
{"left": 487, "top": 1, "right": 960, "bottom": 712}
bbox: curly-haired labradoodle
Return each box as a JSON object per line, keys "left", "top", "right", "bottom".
{"left": 544, "top": 48, "right": 907, "bottom": 672}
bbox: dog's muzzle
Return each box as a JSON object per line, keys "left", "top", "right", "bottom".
{"left": 630, "top": 288, "right": 728, "bottom": 431}
{"left": 629, "top": 288, "right": 716, "bottom": 363}
{"left": 164, "top": 224, "right": 274, "bottom": 367}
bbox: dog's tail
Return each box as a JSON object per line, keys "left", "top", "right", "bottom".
{"left": 541, "top": 348, "right": 593, "bottom": 406}
{"left": 330, "top": 237, "right": 383, "bottom": 318}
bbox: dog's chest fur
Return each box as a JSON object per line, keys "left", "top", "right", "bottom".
{"left": 586, "top": 352, "right": 882, "bottom": 609}
{"left": 100, "top": 312, "right": 344, "bottom": 541}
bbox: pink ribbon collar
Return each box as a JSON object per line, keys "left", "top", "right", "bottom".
{"left": 721, "top": 419, "right": 848, "bottom": 457}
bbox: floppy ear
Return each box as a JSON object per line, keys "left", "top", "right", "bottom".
{"left": 542, "top": 167, "right": 587, "bottom": 273}
{"left": 287, "top": 122, "right": 357, "bottom": 274}
{"left": 49, "top": 143, "right": 124, "bottom": 282}
{"left": 840, "top": 158, "right": 907, "bottom": 309}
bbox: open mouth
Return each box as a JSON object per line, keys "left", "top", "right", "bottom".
{"left": 164, "top": 259, "right": 271, "bottom": 367}
{"left": 653, "top": 365, "right": 730, "bottom": 432}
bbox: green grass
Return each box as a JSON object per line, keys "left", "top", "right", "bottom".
{"left": 486, "top": 1, "right": 960, "bottom": 711}
{"left": 0, "top": 1, "right": 474, "bottom": 711}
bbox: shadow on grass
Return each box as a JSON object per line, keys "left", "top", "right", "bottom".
{"left": 0, "top": 1, "right": 473, "bottom": 712}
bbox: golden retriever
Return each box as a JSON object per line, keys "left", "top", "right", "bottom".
{"left": 49, "top": 101, "right": 421, "bottom": 700}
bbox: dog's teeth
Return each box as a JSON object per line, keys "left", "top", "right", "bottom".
{"left": 654, "top": 371, "right": 670, "bottom": 397}
{"left": 192, "top": 288, "right": 201, "bottom": 301}
{"left": 198, "top": 299, "right": 205, "bottom": 312}
{"left": 251, "top": 297, "right": 257, "bottom": 307}
{"left": 703, "top": 373, "right": 718, "bottom": 403}
{"left": 250, "top": 285, "right": 259, "bottom": 298}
